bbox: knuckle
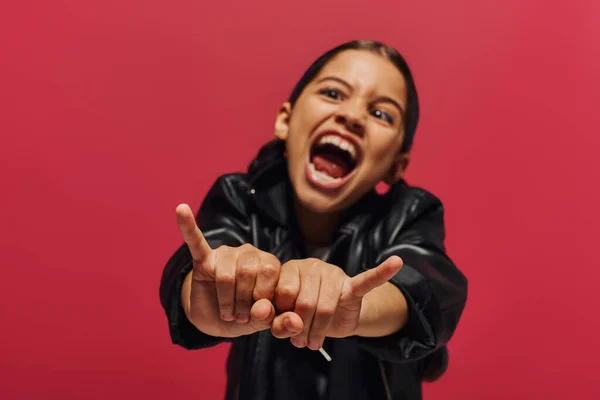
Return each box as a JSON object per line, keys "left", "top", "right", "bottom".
{"left": 294, "top": 298, "right": 314, "bottom": 313}
{"left": 236, "top": 277, "right": 253, "bottom": 293}
{"left": 189, "top": 237, "right": 203, "bottom": 250}
{"left": 315, "top": 307, "right": 335, "bottom": 319}
{"left": 259, "top": 263, "right": 280, "bottom": 279}
{"left": 236, "top": 263, "right": 255, "bottom": 280}
{"left": 263, "top": 253, "right": 281, "bottom": 267}
{"left": 306, "top": 258, "right": 323, "bottom": 271}
{"left": 332, "top": 269, "right": 346, "bottom": 281}
{"left": 216, "top": 273, "right": 235, "bottom": 286}
{"left": 215, "top": 245, "right": 232, "bottom": 253}
{"left": 276, "top": 285, "right": 296, "bottom": 299}
{"left": 238, "top": 252, "right": 259, "bottom": 269}
{"left": 282, "top": 259, "right": 299, "bottom": 269}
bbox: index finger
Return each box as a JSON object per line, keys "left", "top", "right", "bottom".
{"left": 175, "top": 204, "right": 213, "bottom": 264}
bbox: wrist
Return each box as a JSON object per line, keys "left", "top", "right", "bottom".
{"left": 353, "top": 283, "right": 407, "bottom": 338}
{"left": 352, "top": 294, "right": 373, "bottom": 337}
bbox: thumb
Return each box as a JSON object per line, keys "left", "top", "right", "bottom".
{"left": 249, "top": 299, "right": 276, "bottom": 332}
{"left": 347, "top": 255, "right": 403, "bottom": 298}
{"left": 270, "top": 312, "right": 304, "bottom": 339}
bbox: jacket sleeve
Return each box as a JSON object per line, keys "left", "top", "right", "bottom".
{"left": 356, "top": 191, "right": 468, "bottom": 364}
{"left": 159, "top": 174, "right": 251, "bottom": 350}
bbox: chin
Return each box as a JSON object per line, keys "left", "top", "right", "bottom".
{"left": 293, "top": 183, "right": 344, "bottom": 214}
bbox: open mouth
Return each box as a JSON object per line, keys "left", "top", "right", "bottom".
{"left": 306, "top": 133, "right": 359, "bottom": 188}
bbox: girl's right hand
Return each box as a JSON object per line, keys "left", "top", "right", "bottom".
{"left": 176, "top": 204, "right": 304, "bottom": 338}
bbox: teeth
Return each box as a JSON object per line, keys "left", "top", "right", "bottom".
{"left": 309, "top": 162, "right": 340, "bottom": 182}
{"left": 317, "top": 135, "right": 357, "bottom": 160}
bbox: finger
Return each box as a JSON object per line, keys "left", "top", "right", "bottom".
{"left": 291, "top": 268, "right": 321, "bottom": 349}
{"left": 252, "top": 253, "right": 281, "bottom": 302}
{"left": 234, "top": 250, "right": 259, "bottom": 323}
{"left": 176, "top": 204, "right": 214, "bottom": 266}
{"left": 215, "top": 247, "right": 238, "bottom": 321}
{"left": 270, "top": 312, "right": 304, "bottom": 339}
{"left": 275, "top": 262, "right": 300, "bottom": 312}
{"left": 348, "top": 255, "right": 403, "bottom": 298}
{"left": 248, "top": 299, "right": 276, "bottom": 332}
{"left": 307, "top": 274, "right": 343, "bottom": 350}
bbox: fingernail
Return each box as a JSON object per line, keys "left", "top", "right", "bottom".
{"left": 284, "top": 318, "right": 296, "bottom": 331}
{"left": 290, "top": 337, "right": 305, "bottom": 348}
{"left": 221, "top": 313, "right": 234, "bottom": 321}
{"left": 235, "top": 313, "right": 248, "bottom": 323}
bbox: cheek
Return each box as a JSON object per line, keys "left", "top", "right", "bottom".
{"left": 368, "top": 134, "right": 400, "bottom": 161}
{"left": 284, "top": 134, "right": 308, "bottom": 175}
{"left": 290, "top": 99, "right": 332, "bottom": 132}
{"left": 286, "top": 101, "right": 330, "bottom": 160}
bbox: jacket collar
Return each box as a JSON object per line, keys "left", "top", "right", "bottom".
{"left": 245, "top": 140, "right": 392, "bottom": 237}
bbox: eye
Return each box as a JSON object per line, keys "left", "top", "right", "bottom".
{"left": 371, "top": 109, "right": 394, "bottom": 124}
{"left": 320, "top": 88, "right": 343, "bottom": 100}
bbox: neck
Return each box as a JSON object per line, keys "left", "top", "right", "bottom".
{"left": 293, "top": 197, "right": 341, "bottom": 246}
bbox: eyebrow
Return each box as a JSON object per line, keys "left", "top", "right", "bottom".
{"left": 315, "top": 76, "right": 406, "bottom": 117}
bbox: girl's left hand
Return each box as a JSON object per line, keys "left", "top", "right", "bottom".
{"left": 271, "top": 256, "right": 403, "bottom": 350}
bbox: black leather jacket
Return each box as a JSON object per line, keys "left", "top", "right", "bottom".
{"left": 159, "top": 141, "right": 468, "bottom": 400}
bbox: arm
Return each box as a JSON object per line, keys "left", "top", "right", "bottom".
{"left": 355, "top": 193, "right": 468, "bottom": 363}
{"left": 159, "top": 175, "right": 251, "bottom": 350}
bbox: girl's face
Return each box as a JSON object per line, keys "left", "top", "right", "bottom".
{"left": 275, "top": 49, "right": 409, "bottom": 214}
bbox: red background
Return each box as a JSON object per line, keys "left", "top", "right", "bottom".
{"left": 1, "top": 1, "right": 598, "bottom": 399}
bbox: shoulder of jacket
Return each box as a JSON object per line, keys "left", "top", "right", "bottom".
{"left": 201, "top": 173, "right": 252, "bottom": 215}
{"left": 368, "top": 183, "right": 446, "bottom": 246}
{"left": 212, "top": 173, "right": 251, "bottom": 193}
{"left": 388, "top": 182, "right": 444, "bottom": 216}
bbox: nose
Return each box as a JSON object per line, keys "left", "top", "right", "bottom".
{"left": 335, "top": 103, "right": 365, "bottom": 136}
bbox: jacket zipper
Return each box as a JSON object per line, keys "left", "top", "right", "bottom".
{"left": 378, "top": 359, "right": 392, "bottom": 400}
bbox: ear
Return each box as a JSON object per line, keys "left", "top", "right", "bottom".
{"left": 383, "top": 153, "right": 410, "bottom": 185}
{"left": 274, "top": 102, "right": 292, "bottom": 141}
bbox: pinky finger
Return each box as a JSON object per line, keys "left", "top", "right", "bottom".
{"left": 349, "top": 255, "right": 403, "bottom": 298}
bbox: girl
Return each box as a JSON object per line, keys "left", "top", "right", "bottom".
{"left": 160, "top": 40, "right": 468, "bottom": 400}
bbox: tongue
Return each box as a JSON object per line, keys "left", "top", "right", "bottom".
{"left": 312, "top": 154, "right": 349, "bottom": 179}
